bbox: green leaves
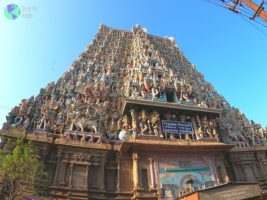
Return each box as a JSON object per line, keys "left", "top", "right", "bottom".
{"left": 0, "top": 134, "right": 48, "bottom": 200}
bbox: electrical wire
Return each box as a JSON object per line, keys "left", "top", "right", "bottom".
{"left": 201, "top": 0, "right": 226, "bottom": 9}
{"left": 0, "top": 105, "right": 13, "bottom": 111}
{"left": 237, "top": 3, "right": 267, "bottom": 29}
{"left": 0, "top": 104, "right": 12, "bottom": 108}
{"left": 201, "top": 0, "right": 267, "bottom": 31}
{"left": 239, "top": 6, "right": 255, "bottom": 16}
{"left": 254, "top": 19, "right": 267, "bottom": 28}
{"left": 239, "top": 2, "right": 255, "bottom": 15}
{"left": 237, "top": 12, "right": 267, "bottom": 35}
{"left": 0, "top": 108, "right": 11, "bottom": 111}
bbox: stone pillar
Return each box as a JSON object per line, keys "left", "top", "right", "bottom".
{"left": 255, "top": 152, "right": 267, "bottom": 178}
{"left": 99, "top": 160, "right": 106, "bottom": 191}
{"left": 209, "top": 158, "right": 218, "bottom": 183}
{"left": 85, "top": 164, "right": 90, "bottom": 188}
{"left": 69, "top": 163, "right": 74, "bottom": 188}
{"left": 53, "top": 150, "right": 62, "bottom": 185}
{"left": 191, "top": 116, "right": 198, "bottom": 140}
{"left": 243, "top": 165, "right": 256, "bottom": 182}
{"left": 91, "top": 165, "right": 97, "bottom": 188}
{"left": 132, "top": 153, "right": 140, "bottom": 190}
{"left": 217, "top": 158, "right": 229, "bottom": 183}
{"left": 58, "top": 162, "right": 67, "bottom": 185}
{"left": 148, "top": 158, "right": 155, "bottom": 189}
{"left": 40, "top": 146, "right": 48, "bottom": 162}
{"left": 116, "top": 158, "right": 121, "bottom": 191}
{"left": 233, "top": 164, "right": 244, "bottom": 181}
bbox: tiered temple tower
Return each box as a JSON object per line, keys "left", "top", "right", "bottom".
{"left": 1, "top": 24, "right": 266, "bottom": 200}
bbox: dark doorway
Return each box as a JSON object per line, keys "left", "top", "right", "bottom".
{"left": 141, "top": 169, "right": 149, "bottom": 191}
{"left": 166, "top": 91, "right": 174, "bottom": 102}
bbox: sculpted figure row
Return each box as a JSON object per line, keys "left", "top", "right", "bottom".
{"left": 3, "top": 24, "right": 266, "bottom": 147}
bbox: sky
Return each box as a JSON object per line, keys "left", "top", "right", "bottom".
{"left": 0, "top": 0, "right": 266, "bottom": 127}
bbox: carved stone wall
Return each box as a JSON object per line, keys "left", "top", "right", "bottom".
{"left": 3, "top": 24, "right": 266, "bottom": 148}
{"left": 0, "top": 137, "right": 117, "bottom": 200}
{"left": 1, "top": 24, "right": 267, "bottom": 199}
{"left": 229, "top": 149, "right": 267, "bottom": 191}
{"left": 50, "top": 147, "right": 114, "bottom": 199}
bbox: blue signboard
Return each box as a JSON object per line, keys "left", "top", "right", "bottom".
{"left": 161, "top": 120, "right": 194, "bottom": 134}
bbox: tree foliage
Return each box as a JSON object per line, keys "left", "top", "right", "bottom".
{"left": 0, "top": 133, "right": 48, "bottom": 200}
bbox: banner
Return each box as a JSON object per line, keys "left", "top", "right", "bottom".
{"left": 161, "top": 120, "right": 194, "bottom": 134}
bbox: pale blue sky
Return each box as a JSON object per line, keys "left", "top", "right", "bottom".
{"left": 0, "top": 0, "right": 267, "bottom": 127}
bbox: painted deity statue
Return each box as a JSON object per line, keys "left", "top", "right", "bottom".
{"left": 139, "top": 110, "right": 149, "bottom": 135}
{"left": 118, "top": 115, "right": 131, "bottom": 140}
{"left": 150, "top": 111, "right": 160, "bottom": 136}
{"left": 130, "top": 109, "right": 138, "bottom": 138}
{"left": 174, "top": 79, "right": 192, "bottom": 102}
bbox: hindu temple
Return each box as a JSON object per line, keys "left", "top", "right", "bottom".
{"left": 1, "top": 24, "right": 267, "bottom": 200}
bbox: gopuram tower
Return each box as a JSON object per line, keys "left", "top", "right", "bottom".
{"left": 1, "top": 24, "right": 267, "bottom": 200}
